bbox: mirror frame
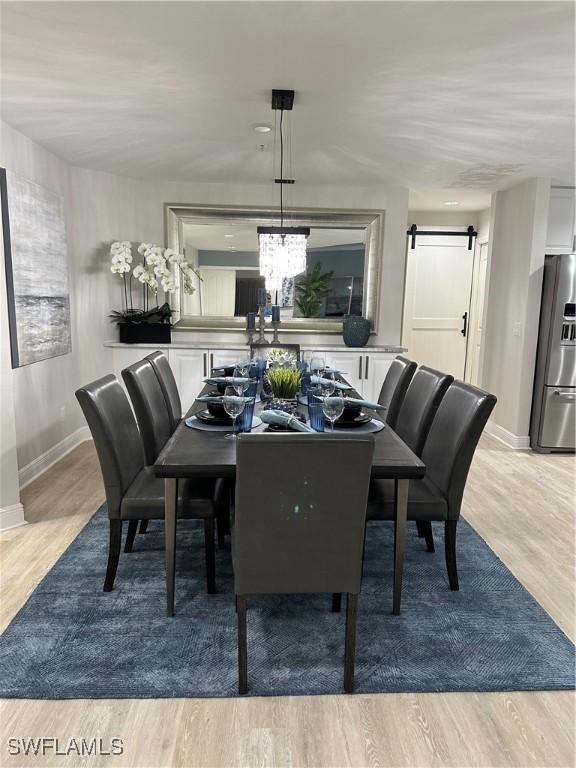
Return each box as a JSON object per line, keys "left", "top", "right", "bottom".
{"left": 164, "top": 203, "right": 384, "bottom": 333}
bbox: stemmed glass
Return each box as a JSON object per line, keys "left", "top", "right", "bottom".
{"left": 310, "top": 355, "right": 325, "bottom": 380}
{"left": 322, "top": 396, "right": 345, "bottom": 432}
{"left": 223, "top": 386, "right": 246, "bottom": 440}
{"left": 320, "top": 369, "right": 336, "bottom": 397}
{"left": 233, "top": 366, "right": 250, "bottom": 396}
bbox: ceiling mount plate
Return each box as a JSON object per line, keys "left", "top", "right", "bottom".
{"left": 271, "top": 89, "right": 295, "bottom": 111}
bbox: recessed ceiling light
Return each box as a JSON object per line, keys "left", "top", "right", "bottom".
{"left": 224, "top": 234, "right": 234, "bottom": 238}
{"left": 443, "top": 201, "right": 460, "bottom": 207}
{"left": 253, "top": 124, "right": 272, "bottom": 134}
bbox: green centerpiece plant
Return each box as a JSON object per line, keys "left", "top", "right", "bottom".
{"left": 265, "top": 367, "right": 302, "bottom": 411}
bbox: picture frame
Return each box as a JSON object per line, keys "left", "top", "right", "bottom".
{"left": 1, "top": 168, "right": 71, "bottom": 368}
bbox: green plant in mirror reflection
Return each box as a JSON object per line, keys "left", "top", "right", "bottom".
{"left": 294, "top": 262, "right": 334, "bottom": 317}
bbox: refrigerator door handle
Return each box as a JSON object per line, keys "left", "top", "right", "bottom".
{"left": 553, "top": 390, "right": 576, "bottom": 399}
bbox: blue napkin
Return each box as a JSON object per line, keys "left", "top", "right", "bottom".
{"left": 310, "top": 375, "right": 352, "bottom": 390}
{"left": 324, "top": 367, "right": 348, "bottom": 375}
{"left": 204, "top": 376, "right": 251, "bottom": 386}
{"left": 343, "top": 397, "right": 387, "bottom": 411}
{"left": 196, "top": 395, "right": 253, "bottom": 404}
{"left": 260, "top": 410, "right": 315, "bottom": 432}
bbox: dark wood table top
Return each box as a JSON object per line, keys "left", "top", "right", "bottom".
{"left": 154, "top": 384, "right": 426, "bottom": 481}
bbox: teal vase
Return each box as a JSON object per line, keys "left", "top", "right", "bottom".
{"left": 342, "top": 316, "right": 371, "bottom": 347}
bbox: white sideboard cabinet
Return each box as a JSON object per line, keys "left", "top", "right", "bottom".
{"left": 108, "top": 343, "right": 401, "bottom": 414}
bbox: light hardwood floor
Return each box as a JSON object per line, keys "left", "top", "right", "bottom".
{"left": 1, "top": 436, "right": 574, "bottom": 768}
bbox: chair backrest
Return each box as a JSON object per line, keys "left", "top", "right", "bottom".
{"left": 145, "top": 351, "right": 182, "bottom": 432}
{"left": 421, "top": 381, "right": 497, "bottom": 519}
{"left": 377, "top": 356, "right": 417, "bottom": 429}
{"left": 394, "top": 366, "right": 454, "bottom": 456}
{"left": 75, "top": 375, "right": 145, "bottom": 519}
{"left": 234, "top": 433, "right": 375, "bottom": 596}
{"left": 122, "top": 359, "right": 172, "bottom": 464}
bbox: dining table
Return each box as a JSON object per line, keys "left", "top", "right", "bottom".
{"left": 154, "top": 381, "right": 426, "bottom": 617}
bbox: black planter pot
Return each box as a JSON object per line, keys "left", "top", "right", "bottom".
{"left": 118, "top": 323, "right": 171, "bottom": 344}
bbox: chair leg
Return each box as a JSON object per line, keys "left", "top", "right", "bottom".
{"left": 237, "top": 595, "right": 248, "bottom": 695}
{"left": 332, "top": 593, "right": 342, "bottom": 613}
{"left": 124, "top": 520, "right": 138, "bottom": 553}
{"left": 104, "top": 520, "right": 122, "bottom": 592}
{"left": 217, "top": 509, "right": 227, "bottom": 549}
{"left": 421, "top": 521, "right": 435, "bottom": 553}
{"left": 204, "top": 518, "right": 216, "bottom": 594}
{"left": 416, "top": 521, "right": 425, "bottom": 538}
{"left": 445, "top": 520, "right": 459, "bottom": 591}
{"left": 139, "top": 520, "right": 149, "bottom": 535}
{"left": 344, "top": 593, "right": 358, "bottom": 694}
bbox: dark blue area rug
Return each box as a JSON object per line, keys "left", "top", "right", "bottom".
{"left": 1, "top": 506, "right": 574, "bottom": 699}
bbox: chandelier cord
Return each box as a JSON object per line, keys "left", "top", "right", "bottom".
{"left": 279, "top": 107, "right": 284, "bottom": 229}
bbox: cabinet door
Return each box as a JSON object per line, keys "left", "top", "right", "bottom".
{"left": 168, "top": 349, "right": 208, "bottom": 414}
{"left": 546, "top": 188, "right": 576, "bottom": 254}
{"left": 209, "top": 349, "right": 245, "bottom": 372}
{"left": 362, "top": 355, "right": 394, "bottom": 403}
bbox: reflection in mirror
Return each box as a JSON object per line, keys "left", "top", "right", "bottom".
{"left": 180, "top": 222, "right": 366, "bottom": 320}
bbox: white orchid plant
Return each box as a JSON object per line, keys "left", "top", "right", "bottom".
{"left": 109, "top": 241, "right": 200, "bottom": 325}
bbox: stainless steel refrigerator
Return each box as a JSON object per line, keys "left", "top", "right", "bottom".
{"left": 530, "top": 253, "right": 575, "bottom": 452}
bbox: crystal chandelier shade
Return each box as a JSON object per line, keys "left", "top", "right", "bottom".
{"left": 259, "top": 232, "right": 307, "bottom": 291}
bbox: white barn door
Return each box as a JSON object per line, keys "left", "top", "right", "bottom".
{"left": 402, "top": 233, "right": 475, "bottom": 379}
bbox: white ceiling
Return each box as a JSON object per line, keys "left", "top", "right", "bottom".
{"left": 183, "top": 223, "right": 365, "bottom": 252}
{"left": 1, "top": 1, "right": 574, "bottom": 201}
{"left": 409, "top": 188, "right": 492, "bottom": 212}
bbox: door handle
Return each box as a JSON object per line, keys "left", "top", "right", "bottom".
{"left": 358, "top": 356, "right": 363, "bottom": 380}
{"left": 210, "top": 353, "right": 214, "bottom": 372}
{"left": 365, "top": 355, "right": 369, "bottom": 379}
{"left": 553, "top": 390, "right": 576, "bottom": 399}
{"left": 203, "top": 353, "right": 207, "bottom": 377}
{"left": 461, "top": 312, "right": 468, "bottom": 337}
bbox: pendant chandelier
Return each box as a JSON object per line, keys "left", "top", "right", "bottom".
{"left": 258, "top": 90, "right": 309, "bottom": 291}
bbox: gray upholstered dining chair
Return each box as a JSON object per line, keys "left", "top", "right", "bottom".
{"left": 392, "top": 365, "right": 454, "bottom": 551}
{"left": 76, "top": 375, "right": 224, "bottom": 593}
{"left": 145, "top": 350, "right": 182, "bottom": 432}
{"left": 377, "top": 356, "right": 417, "bottom": 429}
{"left": 122, "top": 357, "right": 228, "bottom": 550}
{"left": 233, "top": 433, "right": 375, "bottom": 695}
{"left": 368, "top": 381, "right": 496, "bottom": 590}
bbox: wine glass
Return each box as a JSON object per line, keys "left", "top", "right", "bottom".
{"left": 233, "top": 366, "right": 249, "bottom": 396}
{"left": 223, "top": 386, "right": 246, "bottom": 440}
{"left": 322, "top": 396, "right": 344, "bottom": 432}
{"left": 310, "top": 355, "right": 325, "bottom": 382}
{"left": 320, "top": 369, "right": 336, "bottom": 397}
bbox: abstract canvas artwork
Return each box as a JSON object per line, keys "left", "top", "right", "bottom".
{"left": 1, "top": 169, "right": 71, "bottom": 367}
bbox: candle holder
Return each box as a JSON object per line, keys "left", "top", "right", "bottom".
{"left": 257, "top": 305, "right": 269, "bottom": 345}
{"left": 246, "top": 329, "right": 256, "bottom": 345}
{"left": 271, "top": 320, "right": 280, "bottom": 343}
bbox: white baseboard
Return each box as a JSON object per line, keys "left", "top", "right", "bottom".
{"left": 0, "top": 502, "right": 26, "bottom": 531}
{"left": 18, "top": 426, "right": 92, "bottom": 490}
{"left": 485, "top": 420, "right": 531, "bottom": 450}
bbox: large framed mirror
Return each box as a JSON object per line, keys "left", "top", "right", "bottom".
{"left": 164, "top": 204, "right": 384, "bottom": 333}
